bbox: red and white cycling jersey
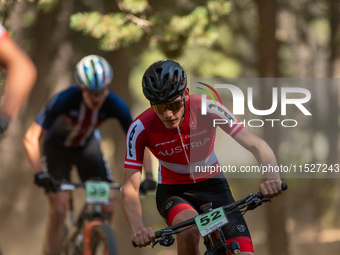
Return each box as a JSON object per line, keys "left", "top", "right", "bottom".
{"left": 124, "top": 95, "right": 243, "bottom": 184}
{"left": 0, "top": 24, "right": 9, "bottom": 46}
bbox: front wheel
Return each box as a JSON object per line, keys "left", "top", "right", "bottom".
{"left": 90, "top": 223, "right": 119, "bottom": 255}
{"left": 213, "top": 249, "right": 227, "bottom": 255}
{"left": 62, "top": 224, "right": 83, "bottom": 255}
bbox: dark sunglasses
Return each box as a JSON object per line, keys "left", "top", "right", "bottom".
{"left": 151, "top": 95, "right": 185, "bottom": 114}
{"left": 83, "top": 88, "right": 107, "bottom": 98}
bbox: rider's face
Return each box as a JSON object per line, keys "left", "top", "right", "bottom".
{"left": 81, "top": 87, "right": 109, "bottom": 110}
{"left": 153, "top": 88, "right": 189, "bottom": 129}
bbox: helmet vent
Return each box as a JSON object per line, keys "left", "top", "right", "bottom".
{"left": 142, "top": 59, "right": 187, "bottom": 104}
{"left": 163, "top": 73, "right": 169, "bottom": 90}
{"left": 170, "top": 70, "right": 178, "bottom": 94}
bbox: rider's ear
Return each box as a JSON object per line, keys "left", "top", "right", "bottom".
{"left": 184, "top": 87, "right": 189, "bottom": 101}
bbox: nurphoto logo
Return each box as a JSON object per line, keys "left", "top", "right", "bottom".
{"left": 197, "top": 82, "right": 312, "bottom": 128}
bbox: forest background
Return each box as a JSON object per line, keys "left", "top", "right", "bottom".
{"left": 0, "top": 0, "right": 340, "bottom": 254}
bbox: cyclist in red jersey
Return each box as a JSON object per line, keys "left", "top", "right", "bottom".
{"left": 122, "top": 59, "right": 282, "bottom": 255}
{"left": 0, "top": 24, "right": 37, "bottom": 134}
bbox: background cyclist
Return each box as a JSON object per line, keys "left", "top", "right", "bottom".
{"left": 0, "top": 23, "right": 37, "bottom": 135}
{"left": 23, "top": 55, "right": 154, "bottom": 255}
{"left": 122, "top": 59, "right": 283, "bottom": 255}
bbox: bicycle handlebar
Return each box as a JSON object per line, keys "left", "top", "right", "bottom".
{"left": 132, "top": 182, "right": 288, "bottom": 248}
{"left": 54, "top": 180, "right": 122, "bottom": 191}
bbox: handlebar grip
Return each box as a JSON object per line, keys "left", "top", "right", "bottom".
{"left": 132, "top": 231, "right": 161, "bottom": 247}
{"left": 155, "top": 231, "right": 161, "bottom": 239}
{"left": 257, "top": 182, "right": 288, "bottom": 199}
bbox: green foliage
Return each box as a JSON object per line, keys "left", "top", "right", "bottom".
{"left": 207, "top": 0, "right": 232, "bottom": 21}
{"left": 120, "top": 0, "right": 148, "bottom": 14}
{"left": 180, "top": 47, "right": 240, "bottom": 78}
{"left": 70, "top": 12, "right": 144, "bottom": 51}
{"left": 69, "top": 0, "right": 232, "bottom": 56}
{"left": 38, "top": 0, "right": 60, "bottom": 12}
{"left": 22, "top": 9, "right": 36, "bottom": 28}
{"left": 163, "top": 6, "right": 219, "bottom": 51}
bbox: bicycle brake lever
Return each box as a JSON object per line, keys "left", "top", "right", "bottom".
{"left": 247, "top": 198, "right": 271, "bottom": 210}
{"left": 260, "top": 198, "right": 271, "bottom": 203}
{"left": 247, "top": 201, "right": 259, "bottom": 210}
{"left": 160, "top": 236, "right": 175, "bottom": 247}
{"left": 152, "top": 235, "right": 175, "bottom": 248}
{"left": 151, "top": 239, "right": 161, "bottom": 248}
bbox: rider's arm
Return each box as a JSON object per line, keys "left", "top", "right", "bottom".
{"left": 143, "top": 148, "right": 154, "bottom": 179}
{"left": 23, "top": 122, "right": 47, "bottom": 174}
{"left": 0, "top": 33, "right": 37, "bottom": 120}
{"left": 233, "top": 126, "right": 282, "bottom": 197}
{"left": 122, "top": 168, "right": 155, "bottom": 247}
{"left": 107, "top": 92, "right": 133, "bottom": 133}
{"left": 139, "top": 148, "right": 157, "bottom": 194}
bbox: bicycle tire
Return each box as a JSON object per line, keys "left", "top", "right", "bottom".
{"left": 215, "top": 251, "right": 227, "bottom": 255}
{"left": 90, "top": 223, "right": 119, "bottom": 255}
{"left": 62, "top": 224, "right": 83, "bottom": 255}
{"left": 63, "top": 240, "right": 82, "bottom": 255}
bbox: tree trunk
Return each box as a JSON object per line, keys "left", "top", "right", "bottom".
{"left": 326, "top": 0, "right": 340, "bottom": 224}
{"left": 100, "top": 49, "right": 140, "bottom": 255}
{"left": 328, "top": 0, "right": 340, "bottom": 165}
{"left": 256, "top": 1, "right": 289, "bottom": 255}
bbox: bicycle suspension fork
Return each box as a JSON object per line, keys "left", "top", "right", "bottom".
{"left": 204, "top": 229, "right": 241, "bottom": 255}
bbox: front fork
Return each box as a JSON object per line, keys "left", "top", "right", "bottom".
{"left": 226, "top": 241, "right": 241, "bottom": 255}
{"left": 203, "top": 230, "right": 241, "bottom": 255}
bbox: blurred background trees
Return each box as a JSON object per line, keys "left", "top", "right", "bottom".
{"left": 0, "top": 0, "right": 339, "bottom": 254}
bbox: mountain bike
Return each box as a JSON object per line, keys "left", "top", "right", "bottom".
{"left": 54, "top": 179, "right": 121, "bottom": 255}
{"left": 133, "top": 183, "right": 288, "bottom": 255}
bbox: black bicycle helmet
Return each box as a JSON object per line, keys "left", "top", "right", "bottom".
{"left": 142, "top": 59, "right": 187, "bottom": 104}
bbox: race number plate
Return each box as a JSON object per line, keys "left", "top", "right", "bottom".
{"left": 85, "top": 181, "right": 110, "bottom": 204}
{"left": 195, "top": 207, "right": 229, "bottom": 237}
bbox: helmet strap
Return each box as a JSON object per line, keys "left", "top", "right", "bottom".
{"left": 180, "top": 100, "right": 186, "bottom": 125}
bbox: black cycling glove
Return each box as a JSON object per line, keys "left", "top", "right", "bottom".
{"left": 139, "top": 179, "right": 157, "bottom": 195}
{"left": 0, "top": 115, "right": 9, "bottom": 135}
{"left": 34, "top": 172, "right": 58, "bottom": 192}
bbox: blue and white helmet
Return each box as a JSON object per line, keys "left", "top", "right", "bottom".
{"left": 75, "top": 55, "right": 113, "bottom": 90}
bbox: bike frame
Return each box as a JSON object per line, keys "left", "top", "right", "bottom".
{"left": 63, "top": 194, "right": 107, "bottom": 254}
{"left": 58, "top": 181, "right": 121, "bottom": 255}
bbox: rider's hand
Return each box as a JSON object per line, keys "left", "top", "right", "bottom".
{"left": 132, "top": 227, "right": 155, "bottom": 248}
{"left": 34, "top": 172, "right": 58, "bottom": 192}
{"left": 259, "top": 179, "right": 282, "bottom": 198}
{"left": 0, "top": 115, "right": 9, "bottom": 135}
{"left": 139, "top": 179, "right": 157, "bottom": 195}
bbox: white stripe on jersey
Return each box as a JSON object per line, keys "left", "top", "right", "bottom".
{"left": 126, "top": 119, "right": 145, "bottom": 161}
{"left": 229, "top": 122, "right": 243, "bottom": 136}
{"left": 64, "top": 102, "right": 87, "bottom": 147}
{"left": 124, "top": 161, "right": 143, "bottom": 167}
{"left": 206, "top": 99, "right": 240, "bottom": 128}
{"left": 158, "top": 150, "right": 218, "bottom": 174}
{"left": 79, "top": 108, "right": 98, "bottom": 146}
